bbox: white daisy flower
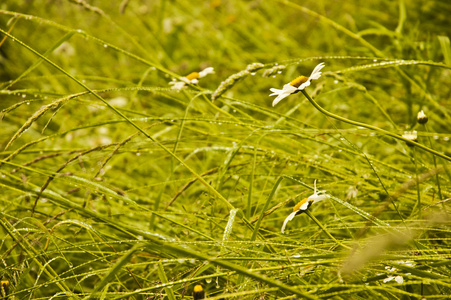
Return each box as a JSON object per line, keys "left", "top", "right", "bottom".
{"left": 402, "top": 130, "right": 417, "bottom": 142}
{"left": 383, "top": 275, "right": 404, "bottom": 284}
{"left": 281, "top": 180, "right": 330, "bottom": 233}
{"left": 270, "top": 62, "right": 325, "bottom": 107}
{"left": 402, "top": 130, "right": 418, "bottom": 147}
{"left": 169, "top": 67, "right": 215, "bottom": 90}
{"left": 417, "top": 110, "right": 428, "bottom": 124}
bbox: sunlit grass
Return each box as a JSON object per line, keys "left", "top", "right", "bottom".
{"left": 1, "top": 0, "right": 450, "bottom": 299}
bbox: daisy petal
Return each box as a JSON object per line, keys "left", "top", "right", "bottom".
{"left": 309, "top": 62, "right": 325, "bottom": 80}
{"left": 169, "top": 81, "right": 186, "bottom": 90}
{"left": 199, "top": 67, "right": 215, "bottom": 78}
{"left": 269, "top": 88, "right": 284, "bottom": 96}
{"left": 281, "top": 211, "right": 297, "bottom": 233}
{"left": 297, "top": 79, "right": 312, "bottom": 91}
{"left": 272, "top": 93, "right": 291, "bottom": 106}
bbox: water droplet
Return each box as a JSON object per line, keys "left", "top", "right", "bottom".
{"left": 373, "top": 59, "right": 378, "bottom": 62}
{"left": 444, "top": 137, "right": 449, "bottom": 141}
{"left": 26, "top": 102, "right": 30, "bottom": 105}
{"left": 250, "top": 72, "right": 256, "bottom": 75}
{"left": 136, "top": 152, "right": 141, "bottom": 156}
{"left": 104, "top": 44, "right": 108, "bottom": 48}
{"left": 334, "top": 80, "right": 339, "bottom": 84}
{"left": 22, "top": 94, "right": 27, "bottom": 98}
{"left": 277, "top": 71, "right": 282, "bottom": 74}
{"left": 205, "top": 278, "right": 212, "bottom": 283}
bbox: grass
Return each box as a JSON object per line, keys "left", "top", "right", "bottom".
{"left": 1, "top": 0, "right": 451, "bottom": 299}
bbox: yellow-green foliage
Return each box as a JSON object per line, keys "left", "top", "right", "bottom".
{"left": 1, "top": 0, "right": 450, "bottom": 299}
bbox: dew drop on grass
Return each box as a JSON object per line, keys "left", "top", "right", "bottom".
{"left": 26, "top": 102, "right": 30, "bottom": 105}
{"left": 444, "top": 137, "right": 449, "bottom": 141}
{"left": 433, "top": 136, "right": 439, "bottom": 140}
{"left": 104, "top": 44, "right": 108, "bottom": 48}
{"left": 250, "top": 72, "right": 256, "bottom": 75}
{"left": 277, "top": 71, "right": 282, "bottom": 74}
{"left": 22, "top": 94, "right": 27, "bottom": 98}
{"left": 136, "top": 152, "right": 141, "bottom": 156}
{"left": 205, "top": 278, "right": 212, "bottom": 283}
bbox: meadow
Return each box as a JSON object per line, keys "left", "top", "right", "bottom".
{"left": 1, "top": 0, "right": 450, "bottom": 299}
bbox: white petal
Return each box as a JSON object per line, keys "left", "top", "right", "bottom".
{"left": 269, "top": 88, "right": 284, "bottom": 96}
{"left": 281, "top": 211, "right": 298, "bottom": 233}
{"left": 281, "top": 83, "right": 298, "bottom": 93}
{"left": 272, "top": 93, "right": 291, "bottom": 106}
{"left": 198, "top": 67, "right": 215, "bottom": 78}
{"left": 299, "top": 201, "right": 310, "bottom": 211}
{"left": 394, "top": 276, "right": 404, "bottom": 284}
{"left": 270, "top": 84, "right": 297, "bottom": 106}
{"left": 309, "top": 62, "right": 325, "bottom": 80}
{"left": 308, "top": 194, "right": 330, "bottom": 204}
{"left": 297, "top": 79, "right": 312, "bottom": 91}
{"left": 169, "top": 81, "right": 186, "bottom": 90}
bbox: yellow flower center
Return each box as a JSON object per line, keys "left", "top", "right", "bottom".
{"left": 193, "top": 284, "right": 205, "bottom": 299}
{"left": 290, "top": 76, "right": 308, "bottom": 88}
{"left": 186, "top": 72, "right": 200, "bottom": 81}
{"left": 193, "top": 284, "right": 203, "bottom": 293}
{"left": 293, "top": 198, "right": 308, "bottom": 211}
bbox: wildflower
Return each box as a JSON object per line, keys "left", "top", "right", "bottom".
{"left": 417, "top": 110, "right": 428, "bottom": 124}
{"left": 281, "top": 180, "right": 330, "bottom": 233}
{"left": 383, "top": 275, "right": 404, "bottom": 284}
{"left": 193, "top": 284, "right": 205, "bottom": 300}
{"left": 402, "top": 130, "right": 417, "bottom": 147}
{"left": 383, "top": 265, "right": 408, "bottom": 284}
{"left": 269, "top": 62, "right": 325, "bottom": 106}
{"left": 169, "top": 67, "right": 214, "bottom": 90}
{"left": 382, "top": 261, "right": 414, "bottom": 284}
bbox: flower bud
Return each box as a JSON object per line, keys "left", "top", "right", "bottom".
{"left": 402, "top": 130, "right": 418, "bottom": 147}
{"left": 417, "top": 110, "right": 428, "bottom": 124}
